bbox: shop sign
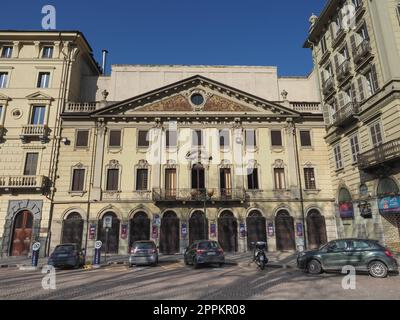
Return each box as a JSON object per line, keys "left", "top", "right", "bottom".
{"left": 378, "top": 196, "right": 400, "bottom": 214}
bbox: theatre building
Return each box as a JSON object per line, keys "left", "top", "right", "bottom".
{"left": 50, "top": 64, "right": 337, "bottom": 255}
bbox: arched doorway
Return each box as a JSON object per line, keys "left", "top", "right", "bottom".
{"left": 129, "top": 212, "right": 150, "bottom": 249}
{"left": 98, "top": 212, "right": 120, "bottom": 253}
{"left": 218, "top": 211, "right": 238, "bottom": 252}
{"left": 62, "top": 212, "right": 84, "bottom": 247}
{"left": 275, "top": 210, "right": 295, "bottom": 251}
{"left": 306, "top": 210, "right": 327, "bottom": 249}
{"left": 160, "top": 211, "right": 180, "bottom": 254}
{"left": 11, "top": 211, "right": 33, "bottom": 256}
{"left": 189, "top": 211, "right": 208, "bottom": 244}
{"left": 246, "top": 210, "right": 267, "bottom": 251}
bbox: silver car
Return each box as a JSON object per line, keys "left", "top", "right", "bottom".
{"left": 129, "top": 241, "right": 158, "bottom": 267}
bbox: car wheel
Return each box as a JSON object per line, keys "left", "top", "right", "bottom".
{"left": 368, "top": 261, "right": 388, "bottom": 278}
{"left": 307, "top": 259, "right": 322, "bottom": 274}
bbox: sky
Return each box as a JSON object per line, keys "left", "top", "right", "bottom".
{"left": 0, "top": 0, "right": 327, "bottom": 76}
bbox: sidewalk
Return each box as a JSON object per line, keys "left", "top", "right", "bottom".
{"left": 0, "top": 251, "right": 298, "bottom": 269}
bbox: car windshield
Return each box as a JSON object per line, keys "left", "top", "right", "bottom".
{"left": 134, "top": 242, "right": 155, "bottom": 250}
{"left": 198, "top": 242, "right": 219, "bottom": 250}
{"left": 54, "top": 245, "right": 76, "bottom": 253}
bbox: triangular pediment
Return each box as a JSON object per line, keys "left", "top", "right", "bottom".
{"left": 26, "top": 91, "right": 54, "bottom": 101}
{"left": 91, "top": 75, "right": 300, "bottom": 118}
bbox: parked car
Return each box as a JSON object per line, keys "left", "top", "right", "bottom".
{"left": 129, "top": 241, "right": 158, "bottom": 267}
{"left": 184, "top": 240, "right": 225, "bottom": 268}
{"left": 297, "top": 238, "right": 399, "bottom": 278}
{"left": 48, "top": 244, "right": 85, "bottom": 269}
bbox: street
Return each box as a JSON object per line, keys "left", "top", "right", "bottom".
{"left": 1, "top": 258, "right": 399, "bottom": 300}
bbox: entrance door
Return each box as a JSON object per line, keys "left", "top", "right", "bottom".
{"left": 62, "top": 212, "right": 84, "bottom": 247}
{"left": 160, "top": 211, "right": 180, "bottom": 254}
{"left": 189, "top": 211, "right": 208, "bottom": 244}
{"left": 218, "top": 211, "right": 238, "bottom": 252}
{"left": 220, "top": 168, "right": 232, "bottom": 199}
{"left": 11, "top": 211, "right": 33, "bottom": 256}
{"left": 98, "top": 212, "right": 120, "bottom": 253}
{"left": 129, "top": 212, "right": 150, "bottom": 249}
{"left": 246, "top": 211, "right": 267, "bottom": 250}
{"left": 307, "top": 210, "right": 328, "bottom": 249}
{"left": 275, "top": 210, "right": 295, "bottom": 251}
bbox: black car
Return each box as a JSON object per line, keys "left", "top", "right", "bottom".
{"left": 297, "top": 239, "right": 398, "bottom": 278}
{"left": 184, "top": 240, "right": 225, "bottom": 268}
{"left": 48, "top": 244, "right": 85, "bottom": 269}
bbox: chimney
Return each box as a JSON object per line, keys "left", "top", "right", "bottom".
{"left": 102, "top": 49, "right": 108, "bottom": 75}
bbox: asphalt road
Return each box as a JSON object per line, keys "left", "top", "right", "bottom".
{"left": 0, "top": 260, "right": 399, "bottom": 300}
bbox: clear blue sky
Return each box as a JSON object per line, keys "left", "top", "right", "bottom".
{"left": 0, "top": 0, "right": 327, "bottom": 76}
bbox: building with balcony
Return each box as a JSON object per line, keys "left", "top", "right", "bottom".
{"left": 0, "top": 31, "right": 101, "bottom": 257}
{"left": 50, "top": 64, "right": 337, "bottom": 256}
{"left": 305, "top": 0, "right": 400, "bottom": 252}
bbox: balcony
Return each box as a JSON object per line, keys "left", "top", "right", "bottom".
{"left": 322, "top": 77, "right": 335, "bottom": 96}
{"left": 355, "top": 0, "right": 365, "bottom": 19}
{"left": 354, "top": 40, "right": 372, "bottom": 65}
{"left": 332, "top": 102, "right": 359, "bottom": 127}
{"left": 331, "top": 28, "right": 346, "bottom": 49}
{"left": 20, "top": 125, "right": 49, "bottom": 143}
{"left": 65, "top": 102, "right": 99, "bottom": 113}
{"left": 290, "top": 102, "right": 322, "bottom": 113}
{"left": 152, "top": 188, "right": 246, "bottom": 203}
{"left": 0, "top": 175, "right": 47, "bottom": 192}
{"left": 358, "top": 138, "right": 400, "bottom": 170}
{"left": 336, "top": 60, "right": 351, "bottom": 83}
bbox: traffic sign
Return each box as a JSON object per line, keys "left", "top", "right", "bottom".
{"left": 94, "top": 241, "right": 103, "bottom": 250}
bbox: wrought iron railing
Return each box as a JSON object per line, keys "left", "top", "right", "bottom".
{"left": 322, "top": 77, "right": 335, "bottom": 95}
{"left": 336, "top": 59, "right": 351, "bottom": 81}
{"left": 354, "top": 40, "right": 371, "bottom": 64}
{"left": 332, "top": 102, "right": 359, "bottom": 127}
{"left": 152, "top": 188, "right": 246, "bottom": 202}
{"left": 358, "top": 138, "right": 400, "bottom": 169}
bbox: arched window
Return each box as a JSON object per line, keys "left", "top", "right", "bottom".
{"left": 338, "top": 188, "right": 354, "bottom": 219}
{"left": 377, "top": 178, "right": 400, "bottom": 215}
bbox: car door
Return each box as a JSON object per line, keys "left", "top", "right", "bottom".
{"left": 348, "top": 240, "right": 371, "bottom": 270}
{"left": 321, "top": 240, "right": 350, "bottom": 270}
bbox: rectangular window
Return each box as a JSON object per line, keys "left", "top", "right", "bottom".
{"left": 106, "top": 169, "right": 119, "bottom": 191}
{"left": 300, "top": 130, "right": 312, "bottom": 147}
{"left": 245, "top": 129, "right": 256, "bottom": 148}
{"left": 138, "top": 130, "right": 149, "bottom": 148}
{"left": 166, "top": 130, "right": 177, "bottom": 148}
{"left": 42, "top": 46, "right": 54, "bottom": 59}
{"left": 274, "top": 168, "right": 286, "bottom": 190}
{"left": 76, "top": 130, "right": 89, "bottom": 148}
{"left": 71, "top": 169, "right": 85, "bottom": 192}
{"left": 219, "top": 130, "right": 230, "bottom": 148}
{"left": 0, "top": 72, "right": 8, "bottom": 88}
{"left": 334, "top": 144, "right": 343, "bottom": 170}
{"left": 24, "top": 153, "right": 39, "bottom": 176}
{"left": 349, "top": 134, "right": 360, "bottom": 163}
{"left": 271, "top": 130, "right": 283, "bottom": 147}
{"left": 30, "top": 106, "right": 46, "bottom": 125}
{"left": 0, "top": 105, "right": 3, "bottom": 122}
{"left": 109, "top": 130, "right": 122, "bottom": 147}
{"left": 320, "top": 36, "right": 327, "bottom": 54}
{"left": 165, "top": 169, "right": 177, "bottom": 197}
{"left": 136, "top": 169, "right": 148, "bottom": 191}
{"left": 192, "top": 130, "right": 203, "bottom": 146}
{"left": 370, "top": 122, "right": 383, "bottom": 147}
{"left": 37, "top": 72, "right": 50, "bottom": 88}
{"left": 247, "top": 168, "right": 259, "bottom": 190}
{"left": 304, "top": 168, "right": 316, "bottom": 190}
{"left": 1, "top": 46, "right": 13, "bottom": 58}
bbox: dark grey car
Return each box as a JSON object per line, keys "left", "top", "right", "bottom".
{"left": 297, "top": 239, "right": 398, "bottom": 278}
{"left": 48, "top": 244, "right": 85, "bottom": 269}
{"left": 184, "top": 240, "right": 225, "bottom": 268}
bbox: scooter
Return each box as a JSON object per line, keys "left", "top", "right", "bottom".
{"left": 251, "top": 241, "right": 268, "bottom": 270}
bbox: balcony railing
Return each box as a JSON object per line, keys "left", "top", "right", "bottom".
{"left": 152, "top": 188, "right": 246, "bottom": 202}
{"left": 332, "top": 102, "right": 359, "bottom": 127}
{"left": 20, "top": 125, "right": 49, "bottom": 142}
{"left": 332, "top": 28, "right": 346, "bottom": 48}
{"left": 290, "top": 102, "right": 322, "bottom": 113}
{"left": 322, "top": 77, "right": 335, "bottom": 96}
{"left": 354, "top": 40, "right": 372, "bottom": 64}
{"left": 65, "top": 102, "right": 98, "bottom": 113}
{"left": 358, "top": 138, "right": 400, "bottom": 170}
{"left": 336, "top": 60, "right": 351, "bottom": 81}
{"left": 0, "top": 175, "right": 47, "bottom": 191}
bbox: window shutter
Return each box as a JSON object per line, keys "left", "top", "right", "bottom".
{"left": 370, "top": 64, "right": 379, "bottom": 92}
{"left": 322, "top": 104, "right": 332, "bottom": 126}
{"left": 109, "top": 130, "right": 121, "bottom": 147}
{"left": 72, "top": 169, "right": 85, "bottom": 191}
{"left": 107, "top": 169, "right": 119, "bottom": 191}
{"left": 76, "top": 130, "right": 89, "bottom": 147}
{"left": 24, "top": 153, "right": 39, "bottom": 176}
{"left": 350, "top": 35, "right": 357, "bottom": 55}
{"left": 357, "top": 77, "right": 365, "bottom": 102}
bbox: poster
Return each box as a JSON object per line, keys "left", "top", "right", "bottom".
{"left": 379, "top": 196, "right": 400, "bottom": 214}
{"left": 267, "top": 223, "right": 274, "bottom": 237}
{"left": 120, "top": 224, "right": 128, "bottom": 240}
{"left": 181, "top": 223, "right": 187, "bottom": 239}
{"left": 296, "top": 223, "right": 303, "bottom": 237}
{"left": 210, "top": 223, "right": 216, "bottom": 238}
{"left": 239, "top": 223, "right": 246, "bottom": 238}
{"left": 89, "top": 224, "right": 96, "bottom": 240}
{"left": 339, "top": 202, "right": 354, "bottom": 219}
{"left": 152, "top": 225, "right": 158, "bottom": 239}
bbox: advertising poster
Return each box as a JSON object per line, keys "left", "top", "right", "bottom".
{"left": 379, "top": 196, "right": 400, "bottom": 214}
{"left": 296, "top": 223, "right": 303, "bottom": 237}
{"left": 239, "top": 223, "right": 246, "bottom": 238}
{"left": 89, "top": 224, "right": 96, "bottom": 240}
{"left": 267, "top": 223, "right": 274, "bottom": 237}
{"left": 339, "top": 202, "right": 354, "bottom": 219}
{"left": 210, "top": 223, "right": 216, "bottom": 238}
{"left": 120, "top": 224, "right": 128, "bottom": 240}
{"left": 181, "top": 223, "right": 187, "bottom": 239}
